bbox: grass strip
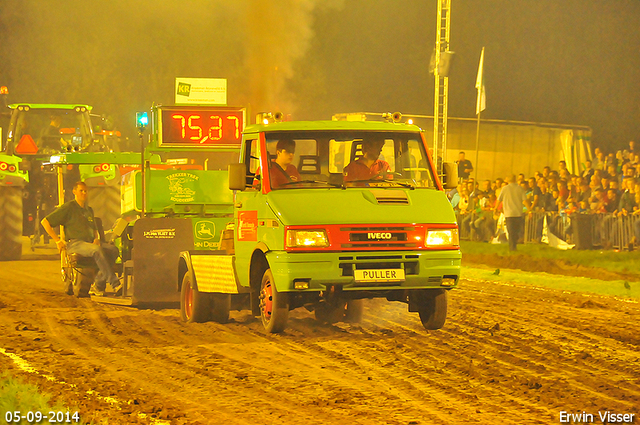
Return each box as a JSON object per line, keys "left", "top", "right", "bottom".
{"left": 462, "top": 265, "right": 639, "bottom": 300}
{"left": 461, "top": 241, "right": 640, "bottom": 276}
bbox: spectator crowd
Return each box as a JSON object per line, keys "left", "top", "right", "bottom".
{"left": 451, "top": 141, "right": 640, "bottom": 249}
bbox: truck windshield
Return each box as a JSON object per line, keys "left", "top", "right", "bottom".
{"left": 265, "top": 131, "right": 437, "bottom": 190}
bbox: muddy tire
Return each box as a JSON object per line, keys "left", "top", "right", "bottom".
{"left": 416, "top": 289, "right": 448, "bottom": 330}
{"left": 87, "top": 185, "right": 120, "bottom": 231}
{"left": 259, "top": 269, "right": 289, "bottom": 333}
{"left": 0, "top": 186, "right": 23, "bottom": 261}
{"left": 344, "top": 299, "right": 364, "bottom": 323}
{"left": 180, "top": 273, "right": 210, "bottom": 323}
{"left": 210, "top": 294, "right": 231, "bottom": 324}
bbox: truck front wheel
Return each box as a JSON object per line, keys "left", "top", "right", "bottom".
{"left": 180, "top": 273, "right": 210, "bottom": 323}
{"left": 259, "top": 269, "right": 289, "bottom": 333}
{"left": 416, "top": 289, "right": 448, "bottom": 330}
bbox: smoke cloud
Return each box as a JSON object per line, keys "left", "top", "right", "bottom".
{"left": 0, "top": 0, "right": 343, "bottom": 136}
{"left": 240, "top": 0, "right": 344, "bottom": 116}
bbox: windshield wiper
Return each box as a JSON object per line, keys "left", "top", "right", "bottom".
{"left": 346, "top": 178, "right": 415, "bottom": 189}
{"left": 279, "top": 180, "right": 342, "bottom": 188}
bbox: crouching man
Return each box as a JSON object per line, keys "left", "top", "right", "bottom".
{"left": 41, "top": 181, "right": 121, "bottom": 296}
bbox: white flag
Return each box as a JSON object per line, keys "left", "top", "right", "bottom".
{"left": 475, "top": 47, "right": 486, "bottom": 115}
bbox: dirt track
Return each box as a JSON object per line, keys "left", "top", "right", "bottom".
{"left": 1, "top": 246, "right": 639, "bottom": 424}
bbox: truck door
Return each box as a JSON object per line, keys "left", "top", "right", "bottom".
{"left": 233, "top": 136, "right": 265, "bottom": 287}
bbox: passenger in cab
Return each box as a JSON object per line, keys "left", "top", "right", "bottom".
{"left": 343, "top": 139, "right": 391, "bottom": 182}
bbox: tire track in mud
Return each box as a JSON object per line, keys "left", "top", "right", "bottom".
{"left": 6, "top": 287, "right": 402, "bottom": 424}
{"left": 459, "top": 280, "right": 640, "bottom": 345}
{"left": 36, "top": 308, "right": 263, "bottom": 424}
{"left": 0, "top": 268, "right": 259, "bottom": 424}
{"left": 338, "top": 285, "right": 640, "bottom": 421}
{"left": 2, "top": 259, "right": 640, "bottom": 424}
{"left": 283, "top": 317, "right": 553, "bottom": 424}
{"left": 446, "top": 281, "right": 640, "bottom": 413}
{"left": 453, "top": 282, "right": 640, "bottom": 379}
{"left": 203, "top": 334, "right": 455, "bottom": 424}
{"left": 259, "top": 308, "right": 550, "bottom": 424}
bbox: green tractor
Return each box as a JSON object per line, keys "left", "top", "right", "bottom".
{"left": 0, "top": 103, "right": 120, "bottom": 260}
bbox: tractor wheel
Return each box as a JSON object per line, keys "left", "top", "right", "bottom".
{"left": 344, "top": 299, "right": 364, "bottom": 323}
{"left": 210, "top": 294, "right": 231, "bottom": 324}
{"left": 259, "top": 269, "right": 289, "bottom": 333}
{"left": 416, "top": 289, "right": 448, "bottom": 330}
{"left": 74, "top": 268, "right": 95, "bottom": 298}
{"left": 87, "top": 185, "right": 120, "bottom": 231}
{"left": 0, "top": 186, "right": 23, "bottom": 261}
{"left": 180, "top": 273, "right": 210, "bottom": 323}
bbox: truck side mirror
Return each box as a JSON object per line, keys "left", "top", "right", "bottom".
{"left": 442, "top": 162, "right": 458, "bottom": 189}
{"left": 229, "top": 163, "right": 247, "bottom": 191}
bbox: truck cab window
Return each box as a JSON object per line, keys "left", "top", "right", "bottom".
{"left": 262, "top": 131, "right": 436, "bottom": 190}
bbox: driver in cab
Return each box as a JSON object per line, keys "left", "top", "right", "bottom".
{"left": 343, "top": 139, "right": 390, "bottom": 182}
{"left": 270, "top": 139, "right": 300, "bottom": 188}
{"left": 253, "top": 139, "right": 301, "bottom": 189}
{"left": 39, "top": 115, "right": 67, "bottom": 152}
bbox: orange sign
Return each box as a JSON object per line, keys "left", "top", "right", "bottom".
{"left": 237, "top": 211, "right": 258, "bottom": 241}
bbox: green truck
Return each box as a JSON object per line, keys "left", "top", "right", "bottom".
{"left": 176, "top": 112, "right": 462, "bottom": 332}
{"left": 62, "top": 105, "right": 460, "bottom": 332}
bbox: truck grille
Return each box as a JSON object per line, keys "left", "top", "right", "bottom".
{"left": 341, "top": 226, "right": 416, "bottom": 248}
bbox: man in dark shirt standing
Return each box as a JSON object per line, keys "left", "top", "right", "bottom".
{"left": 456, "top": 151, "right": 473, "bottom": 181}
{"left": 41, "top": 181, "right": 120, "bottom": 296}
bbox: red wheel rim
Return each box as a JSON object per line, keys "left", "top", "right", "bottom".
{"left": 261, "top": 279, "right": 273, "bottom": 323}
{"left": 184, "top": 283, "right": 193, "bottom": 319}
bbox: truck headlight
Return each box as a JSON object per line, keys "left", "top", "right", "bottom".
{"left": 286, "top": 229, "right": 329, "bottom": 248}
{"left": 426, "top": 228, "right": 459, "bottom": 247}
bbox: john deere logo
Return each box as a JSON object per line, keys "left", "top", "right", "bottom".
{"left": 167, "top": 172, "right": 198, "bottom": 203}
{"left": 195, "top": 221, "right": 216, "bottom": 240}
{"left": 177, "top": 82, "right": 191, "bottom": 97}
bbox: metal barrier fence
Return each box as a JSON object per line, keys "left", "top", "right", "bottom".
{"left": 457, "top": 211, "right": 640, "bottom": 250}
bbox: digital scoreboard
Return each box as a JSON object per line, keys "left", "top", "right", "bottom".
{"left": 157, "top": 106, "right": 245, "bottom": 149}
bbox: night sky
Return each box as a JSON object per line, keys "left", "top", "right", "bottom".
{"left": 1, "top": 0, "right": 638, "bottom": 153}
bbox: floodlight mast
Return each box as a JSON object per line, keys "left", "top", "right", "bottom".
{"left": 433, "top": 0, "right": 451, "bottom": 179}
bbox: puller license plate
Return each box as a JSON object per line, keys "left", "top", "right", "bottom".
{"left": 354, "top": 269, "right": 405, "bottom": 282}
